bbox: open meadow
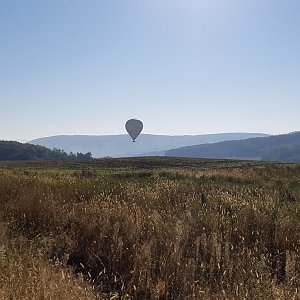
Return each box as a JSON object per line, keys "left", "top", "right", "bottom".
{"left": 0, "top": 157, "right": 299, "bottom": 299}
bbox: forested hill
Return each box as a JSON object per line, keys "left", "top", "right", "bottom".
{"left": 166, "top": 132, "right": 300, "bottom": 163}
{"left": 0, "top": 141, "right": 92, "bottom": 161}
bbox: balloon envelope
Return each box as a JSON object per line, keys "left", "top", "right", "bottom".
{"left": 125, "top": 119, "right": 143, "bottom": 142}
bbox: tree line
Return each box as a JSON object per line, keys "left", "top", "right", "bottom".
{"left": 0, "top": 141, "right": 92, "bottom": 161}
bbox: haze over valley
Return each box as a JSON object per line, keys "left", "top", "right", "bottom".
{"left": 29, "top": 132, "right": 268, "bottom": 158}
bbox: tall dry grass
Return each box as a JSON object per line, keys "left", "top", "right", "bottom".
{"left": 0, "top": 222, "right": 98, "bottom": 300}
{"left": 0, "top": 161, "right": 299, "bottom": 299}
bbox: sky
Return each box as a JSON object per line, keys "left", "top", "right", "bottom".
{"left": 0, "top": 0, "right": 300, "bottom": 142}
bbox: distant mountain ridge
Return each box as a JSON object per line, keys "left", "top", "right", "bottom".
{"left": 29, "top": 133, "right": 268, "bottom": 158}
{"left": 166, "top": 131, "right": 300, "bottom": 163}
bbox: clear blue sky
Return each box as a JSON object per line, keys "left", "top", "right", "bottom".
{"left": 1, "top": 0, "right": 299, "bottom": 141}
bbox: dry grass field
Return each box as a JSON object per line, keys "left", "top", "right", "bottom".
{"left": 0, "top": 157, "right": 299, "bottom": 299}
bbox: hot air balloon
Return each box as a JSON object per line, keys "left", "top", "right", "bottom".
{"left": 125, "top": 119, "right": 143, "bottom": 142}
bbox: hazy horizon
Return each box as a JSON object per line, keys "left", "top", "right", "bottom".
{"left": 15, "top": 130, "right": 281, "bottom": 144}
{"left": 0, "top": 132, "right": 273, "bottom": 144}
{"left": 1, "top": 1, "right": 299, "bottom": 141}
{"left": 1, "top": 129, "right": 295, "bottom": 144}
